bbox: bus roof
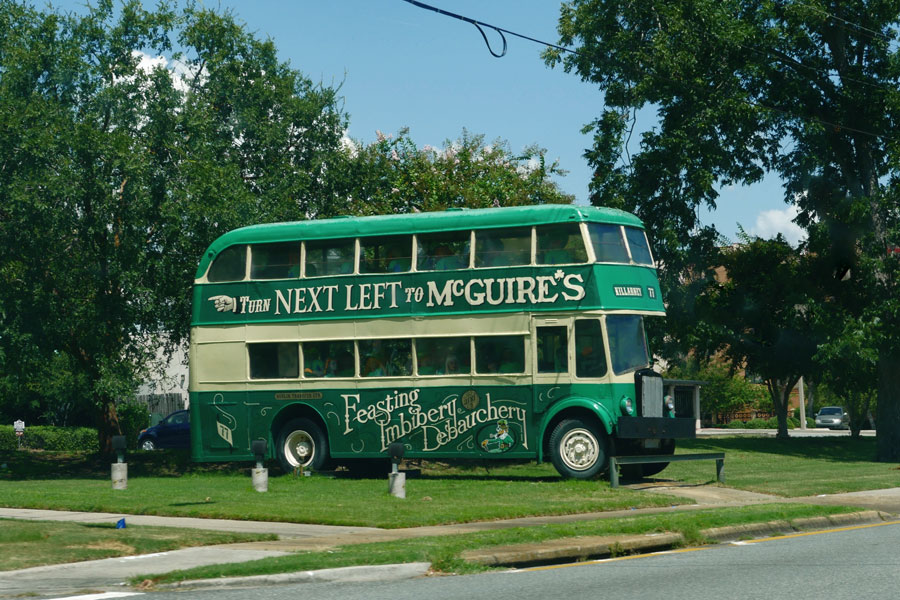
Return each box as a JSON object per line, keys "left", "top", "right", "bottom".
{"left": 199, "top": 204, "right": 643, "bottom": 271}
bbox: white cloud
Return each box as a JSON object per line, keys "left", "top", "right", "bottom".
{"left": 750, "top": 205, "right": 806, "bottom": 246}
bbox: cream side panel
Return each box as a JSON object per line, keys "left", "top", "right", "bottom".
{"left": 193, "top": 341, "right": 247, "bottom": 384}
{"left": 192, "top": 325, "right": 247, "bottom": 344}
{"left": 191, "top": 374, "right": 535, "bottom": 394}
{"left": 192, "top": 314, "right": 531, "bottom": 342}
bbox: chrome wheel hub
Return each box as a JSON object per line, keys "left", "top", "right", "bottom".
{"left": 560, "top": 428, "right": 599, "bottom": 471}
{"left": 284, "top": 430, "right": 314, "bottom": 467}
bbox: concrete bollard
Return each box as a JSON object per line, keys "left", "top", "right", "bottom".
{"left": 111, "top": 462, "right": 128, "bottom": 490}
{"left": 389, "top": 471, "right": 406, "bottom": 499}
{"left": 388, "top": 442, "right": 406, "bottom": 499}
{"left": 250, "top": 438, "right": 268, "bottom": 492}
{"left": 111, "top": 435, "right": 127, "bottom": 490}
{"left": 251, "top": 467, "right": 268, "bottom": 492}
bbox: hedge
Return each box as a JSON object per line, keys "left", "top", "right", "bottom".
{"left": 0, "top": 425, "right": 98, "bottom": 452}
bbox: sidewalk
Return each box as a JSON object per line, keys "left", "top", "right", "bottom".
{"left": 1, "top": 484, "right": 898, "bottom": 597}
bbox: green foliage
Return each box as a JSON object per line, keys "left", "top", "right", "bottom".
{"left": 666, "top": 360, "right": 767, "bottom": 415}
{"left": 697, "top": 238, "right": 818, "bottom": 437}
{"left": 116, "top": 400, "right": 150, "bottom": 449}
{"left": 0, "top": 426, "right": 99, "bottom": 452}
{"left": 745, "top": 419, "right": 769, "bottom": 430}
{"left": 725, "top": 419, "right": 745, "bottom": 429}
{"left": 546, "top": 0, "right": 900, "bottom": 459}
{"left": 0, "top": 427, "right": 15, "bottom": 452}
{"left": 0, "top": 0, "right": 347, "bottom": 448}
{"left": 339, "top": 128, "right": 573, "bottom": 215}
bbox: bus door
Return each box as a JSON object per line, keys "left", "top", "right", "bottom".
{"left": 532, "top": 315, "right": 573, "bottom": 415}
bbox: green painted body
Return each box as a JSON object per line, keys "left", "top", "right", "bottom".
{"left": 189, "top": 382, "right": 635, "bottom": 462}
{"left": 192, "top": 264, "right": 663, "bottom": 326}
{"left": 188, "top": 205, "right": 678, "bottom": 467}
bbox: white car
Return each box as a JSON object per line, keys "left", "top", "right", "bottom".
{"left": 815, "top": 406, "right": 850, "bottom": 430}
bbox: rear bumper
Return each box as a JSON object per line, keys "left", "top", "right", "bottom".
{"left": 616, "top": 416, "right": 696, "bottom": 439}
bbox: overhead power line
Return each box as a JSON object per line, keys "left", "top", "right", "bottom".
{"left": 399, "top": 0, "right": 582, "bottom": 58}
{"left": 401, "top": 0, "right": 896, "bottom": 141}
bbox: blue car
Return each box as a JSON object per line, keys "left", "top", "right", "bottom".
{"left": 138, "top": 410, "right": 190, "bottom": 450}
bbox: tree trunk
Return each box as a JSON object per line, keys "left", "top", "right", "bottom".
{"left": 768, "top": 377, "right": 797, "bottom": 439}
{"left": 876, "top": 353, "right": 900, "bottom": 461}
{"left": 96, "top": 396, "right": 121, "bottom": 455}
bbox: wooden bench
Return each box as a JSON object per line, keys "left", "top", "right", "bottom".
{"left": 609, "top": 452, "right": 725, "bottom": 488}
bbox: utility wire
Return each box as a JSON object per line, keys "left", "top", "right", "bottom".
{"left": 401, "top": 0, "right": 896, "bottom": 141}
{"left": 400, "top": 0, "right": 582, "bottom": 58}
{"left": 794, "top": 2, "right": 896, "bottom": 42}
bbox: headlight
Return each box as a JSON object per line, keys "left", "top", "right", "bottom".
{"left": 664, "top": 395, "right": 675, "bottom": 412}
{"left": 620, "top": 396, "right": 634, "bottom": 415}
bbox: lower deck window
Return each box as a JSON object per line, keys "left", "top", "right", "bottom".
{"left": 248, "top": 343, "right": 299, "bottom": 379}
{"left": 416, "top": 337, "right": 471, "bottom": 375}
{"left": 359, "top": 339, "right": 412, "bottom": 377}
{"left": 475, "top": 335, "right": 525, "bottom": 374}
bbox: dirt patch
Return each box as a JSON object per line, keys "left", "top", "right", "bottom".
{"left": 75, "top": 540, "right": 136, "bottom": 553}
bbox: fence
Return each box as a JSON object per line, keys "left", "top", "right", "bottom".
{"left": 135, "top": 392, "right": 186, "bottom": 422}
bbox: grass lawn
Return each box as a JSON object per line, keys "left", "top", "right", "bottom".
{"left": 135, "top": 503, "right": 860, "bottom": 584}
{"left": 0, "top": 467, "right": 684, "bottom": 528}
{"left": 0, "top": 518, "right": 274, "bottom": 571}
{"left": 1, "top": 436, "right": 897, "bottom": 529}
{"left": 665, "top": 437, "right": 900, "bottom": 496}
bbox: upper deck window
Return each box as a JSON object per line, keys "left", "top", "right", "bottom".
{"left": 587, "top": 223, "right": 629, "bottom": 263}
{"left": 360, "top": 235, "right": 412, "bottom": 274}
{"left": 207, "top": 245, "right": 247, "bottom": 282}
{"left": 536, "top": 223, "right": 588, "bottom": 265}
{"left": 417, "top": 231, "right": 470, "bottom": 271}
{"left": 475, "top": 227, "right": 531, "bottom": 268}
{"left": 305, "top": 239, "right": 355, "bottom": 277}
{"left": 250, "top": 242, "right": 300, "bottom": 280}
{"left": 624, "top": 227, "right": 654, "bottom": 266}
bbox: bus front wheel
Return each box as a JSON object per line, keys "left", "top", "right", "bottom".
{"left": 549, "top": 418, "right": 609, "bottom": 479}
{"left": 277, "top": 418, "right": 331, "bottom": 473}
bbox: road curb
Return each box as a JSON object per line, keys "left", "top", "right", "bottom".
{"left": 701, "top": 510, "right": 892, "bottom": 542}
{"left": 461, "top": 510, "right": 892, "bottom": 568}
{"left": 461, "top": 532, "right": 684, "bottom": 567}
{"left": 155, "top": 562, "right": 432, "bottom": 590}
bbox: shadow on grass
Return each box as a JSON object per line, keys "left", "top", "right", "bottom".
{"left": 0, "top": 450, "right": 252, "bottom": 481}
{"left": 3, "top": 436, "right": 888, "bottom": 483}
{"left": 681, "top": 436, "right": 884, "bottom": 463}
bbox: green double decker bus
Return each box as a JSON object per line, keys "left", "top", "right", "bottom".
{"left": 189, "top": 204, "right": 694, "bottom": 479}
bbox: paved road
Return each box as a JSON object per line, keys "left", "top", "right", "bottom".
{"left": 138, "top": 520, "right": 900, "bottom": 600}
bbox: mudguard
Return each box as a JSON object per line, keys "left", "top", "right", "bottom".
{"left": 536, "top": 396, "right": 616, "bottom": 462}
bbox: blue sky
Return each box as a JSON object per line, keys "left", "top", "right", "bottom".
{"left": 49, "top": 0, "right": 804, "bottom": 244}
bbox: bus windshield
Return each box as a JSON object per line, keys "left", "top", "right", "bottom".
{"left": 607, "top": 314, "right": 650, "bottom": 374}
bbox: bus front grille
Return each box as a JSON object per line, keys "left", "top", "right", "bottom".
{"left": 640, "top": 374, "right": 663, "bottom": 418}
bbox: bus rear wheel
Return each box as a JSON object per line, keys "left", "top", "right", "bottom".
{"left": 549, "top": 418, "right": 609, "bottom": 479}
{"left": 277, "top": 418, "right": 331, "bottom": 473}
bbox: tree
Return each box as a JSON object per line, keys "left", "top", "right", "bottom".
{"left": 547, "top": 1, "right": 900, "bottom": 459}
{"left": 0, "top": 0, "right": 347, "bottom": 450}
{"left": 665, "top": 359, "right": 768, "bottom": 424}
{"left": 697, "top": 236, "right": 819, "bottom": 437}
{"left": 339, "top": 128, "right": 574, "bottom": 214}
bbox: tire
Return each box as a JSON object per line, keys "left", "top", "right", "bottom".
{"left": 549, "top": 418, "right": 609, "bottom": 479}
{"left": 140, "top": 438, "right": 156, "bottom": 451}
{"left": 341, "top": 458, "right": 392, "bottom": 477}
{"left": 276, "top": 418, "right": 331, "bottom": 473}
{"left": 638, "top": 439, "right": 675, "bottom": 477}
{"left": 617, "top": 439, "right": 675, "bottom": 479}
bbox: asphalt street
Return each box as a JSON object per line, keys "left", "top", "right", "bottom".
{"left": 115, "top": 521, "right": 900, "bottom": 600}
